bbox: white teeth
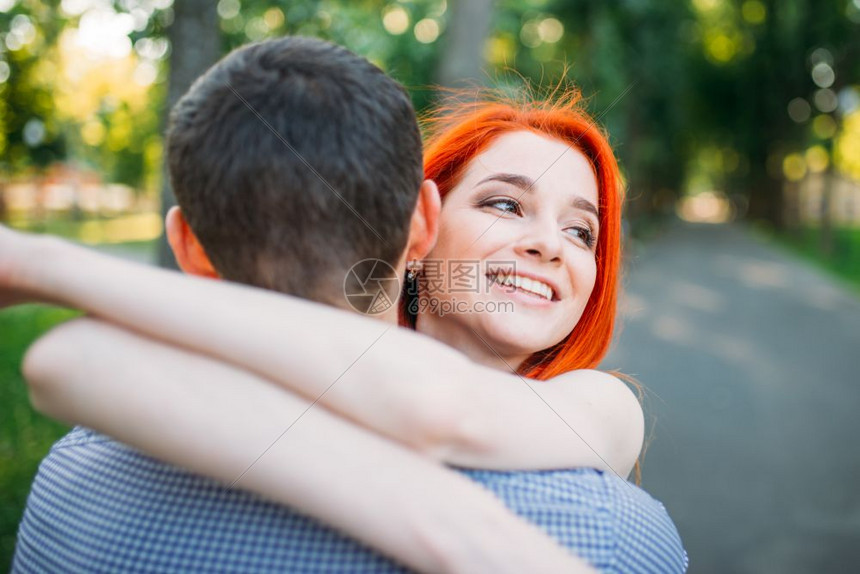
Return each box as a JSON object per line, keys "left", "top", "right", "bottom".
{"left": 488, "top": 270, "right": 554, "bottom": 300}
{"left": 521, "top": 277, "right": 534, "bottom": 293}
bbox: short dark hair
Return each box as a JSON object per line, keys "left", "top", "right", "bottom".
{"left": 166, "top": 36, "right": 423, "bottom": 304}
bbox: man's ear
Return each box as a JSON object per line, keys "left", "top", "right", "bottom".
{"left": 404, "top": 179, "right": 441, "bottom": 262}
{"left": 165, "top": 206, "right": 219, "bottom": 279}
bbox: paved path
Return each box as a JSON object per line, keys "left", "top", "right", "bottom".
{"left": 603, "top": 222, "right": 860, "bottom": 573}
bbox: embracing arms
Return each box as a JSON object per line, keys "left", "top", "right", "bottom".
{"left": 6, "top": 227, "right": 643, "bottom": 476}
{"left": 23, "top": 317, "right": 595, "bottom": 574}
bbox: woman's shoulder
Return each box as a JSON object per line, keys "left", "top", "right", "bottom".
{"left": 541, "top": 369, "right": 646, "bottom": 477}
{"left": 542, "top": 369, "right": 641, "bottom": 415}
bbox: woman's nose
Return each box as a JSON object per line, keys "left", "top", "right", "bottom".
{"left": 514, "top": 220, "right": 563, "bottom": 264}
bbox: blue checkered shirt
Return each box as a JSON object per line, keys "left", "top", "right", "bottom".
{"left": 14, "top": 427, "right": 687, "bottom": 572}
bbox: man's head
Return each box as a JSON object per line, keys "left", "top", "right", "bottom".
{"left": 165, "top": 36, "right": 438, "bottom": 309}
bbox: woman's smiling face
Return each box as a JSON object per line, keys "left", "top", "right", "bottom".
{"left": 415, "top": 130, "right": 600, "bottom": 369}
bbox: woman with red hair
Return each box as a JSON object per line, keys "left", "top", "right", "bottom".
{"left": 3, "top": 92, "right": 686, "bottom": 572}
{"left": 407, "top": 91, "right": 624, "bottom": 380}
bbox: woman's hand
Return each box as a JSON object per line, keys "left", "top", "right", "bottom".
{"left": 0, "top": 224, "right": 42, "bottom": 309}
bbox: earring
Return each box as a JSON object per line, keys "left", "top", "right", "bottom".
{"left": 406, "top": 259, "right": 423, "bottom": 281}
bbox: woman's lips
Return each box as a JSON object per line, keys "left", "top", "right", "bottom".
{"left": 488, "top": 279, "right": 556, "bottom": 307}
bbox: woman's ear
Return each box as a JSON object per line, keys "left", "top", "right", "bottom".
{"left": 165, "top": 207, "right": 219, "bottom": 279}
{"left": 405, "top": 179, "right": 441, "bottom": 261}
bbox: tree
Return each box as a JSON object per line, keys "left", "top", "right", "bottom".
{"left": 0, "top": 1, "right": 67, "bottom": 176}
{"left": 157, "top": 0, "right": 220, "bottom": 268}
{"left": 436, "top": 0, "right": 495, "bottom": 89}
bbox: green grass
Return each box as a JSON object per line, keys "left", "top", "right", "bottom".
{"left": 8, "top": 214, "right": 99, "bottom": 237}
{"left": 772, "top": 226, "right": 860, "bottom": 291}
{"left": 0, "top": 305, "right": 80, "bottom": 569}
{"left": 6, "top": 213, "right": 161, "bottom": 253}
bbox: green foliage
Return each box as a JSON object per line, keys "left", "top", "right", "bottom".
{"left": 218, "top": 0, "right": 444, "bottom": 111}
{"left": 776, "top": 225, "right": 860, "bottom": 288}
{"left": 0, "top": 0, "right": 858, "bottom": 222}
{"left": 543, "top": 0, "right": 695, "bottom": 217}
{"left": 0, "top": 1, "right": 66, "bottom": 172}
{"left": 0, "top": 305, "right": 77, "bottom": 570}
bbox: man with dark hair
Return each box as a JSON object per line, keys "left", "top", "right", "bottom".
{"left": 165, "top": 37, "right": 422, "bottom": 302}
{"left": 12, "top": 37, "right": 594, "bottom": 573}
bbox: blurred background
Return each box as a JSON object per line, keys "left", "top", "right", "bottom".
{"left": 1, "top": 0, "right": 858, "bottom": 572}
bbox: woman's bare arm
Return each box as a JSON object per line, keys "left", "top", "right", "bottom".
{"left": 23, "top": 318, "right": 596, "bottom": 574}
{"left": 5, "top": 226, "right": 642, "bottom": 475}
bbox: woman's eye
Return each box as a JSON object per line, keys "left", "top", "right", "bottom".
{"left": 565, "top": 225, "right": 596, "bottom": 248}
{"left": 482, "top": 198, "right": 522, "bottom": 215}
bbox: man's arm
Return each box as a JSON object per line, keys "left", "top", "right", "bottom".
{"left": 23, "top": 318, "right": 595, "bottom": 574}
{"left": 4, "top": 227, "right": 641, "bottom": 475}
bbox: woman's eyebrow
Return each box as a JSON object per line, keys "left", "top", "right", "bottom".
{"left": 477, "top": 172, "right": 600, "bottom": 217}
{"left": 477, "top": 172, "right": 535, "bottom": 191}
{"left": 571, "top": 196, "right": 599, "bottom": 218}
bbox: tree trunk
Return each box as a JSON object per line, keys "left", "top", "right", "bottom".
{"left": 819, "top": 165, "right": 834, "bottom": 258}
{"left": 746, "top": 168, "right": 784, "bottom": 227}
{"left": 0, "top": 187, "right": 7, "bottom": 223}
{"left": 157, "top": 0, "right": 220, "bottom": 269}
{"left": 435, "top": 0, "right": 495, "bottom": 90}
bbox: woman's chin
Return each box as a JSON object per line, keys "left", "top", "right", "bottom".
{"left": 468, "top": 311, "right": 566, "bottom": 363}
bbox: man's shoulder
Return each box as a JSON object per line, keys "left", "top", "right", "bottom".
{"left": 24, "top": 425, "right": 272, "bottom": 523}
{"left": 456, "top": 466, "right": 628, "bottom": 512}
{"left": 50, "top": 425, "right": 115, "bottom": 450}
{"left": 14, "top": 427, "right": 405, "bottom": 574}
{"left": 602, "top": 474, "right": 689, "bottom": 573}
{"left": 455, "top": 467, "right": 688, "bottom": 573}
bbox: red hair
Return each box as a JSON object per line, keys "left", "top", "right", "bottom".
{"left": 400, "top": 88, "right": 625, "bottom": 381}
